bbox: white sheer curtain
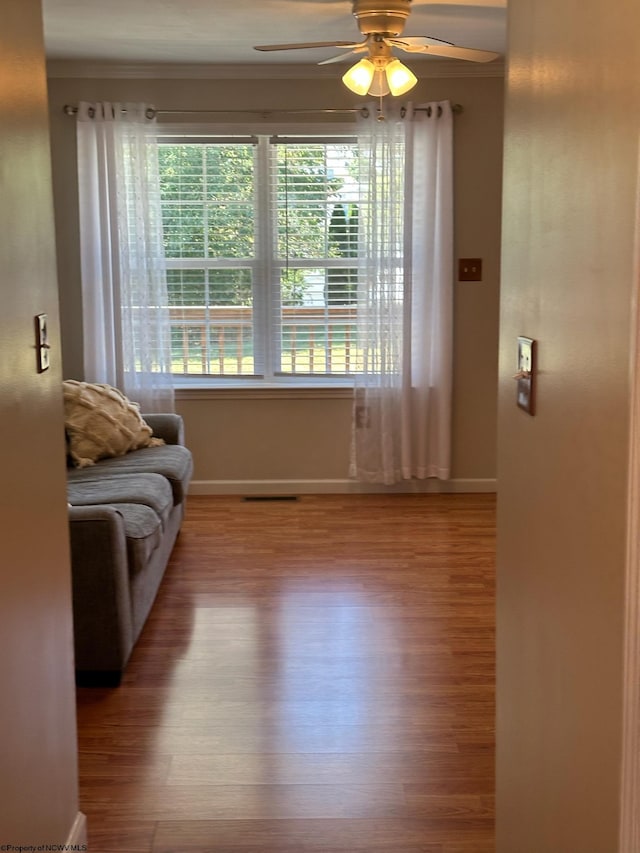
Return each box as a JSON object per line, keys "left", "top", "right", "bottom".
{"left": 76, "top": 102, "right": 174, "bottom": 412}
{"left": 350, "top": 101, "right": 453, "bottom": 484}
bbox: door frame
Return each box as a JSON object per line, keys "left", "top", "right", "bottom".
{"left": 620, "top": 143, "right": 640, "bottom": 850}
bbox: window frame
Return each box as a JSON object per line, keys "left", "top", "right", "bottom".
{"left": 157, "top": 122, "right": 360, "bottom": 391}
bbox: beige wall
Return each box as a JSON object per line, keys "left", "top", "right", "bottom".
{"left": 496, "top": 1, "right": 640, "bottom": 850}
{"left": 0, "top": 0, "right": 82, "bottom": 845}
{"left": 47, "top": 69, "right": 503, "bottom": 491}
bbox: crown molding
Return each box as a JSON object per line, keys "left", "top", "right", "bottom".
{"left": 46, "top": 59, "right": 505, "bottom": 80}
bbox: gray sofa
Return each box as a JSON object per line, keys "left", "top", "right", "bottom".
{"left": 67, "top": 413, "right": 193, "bottom": 685}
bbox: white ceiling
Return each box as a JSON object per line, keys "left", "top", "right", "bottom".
{"left": 42, "top": 0, "right": 507, "bottom": 67}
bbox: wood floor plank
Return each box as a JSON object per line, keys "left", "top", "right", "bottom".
{"left": 76, "top": 493, "right": 496, "bottom": 852}
{"left": 78, "top": 723, "right": 461, "bottom": 755}
{"left": 83, "top": 782, "right": 409, "bottom": 821}
{"left": 151, "top": 816, "right": 489, "bottom": 851}
{"left": 165, "top": 751, "right": 494, "bottom": 788}
{"left": 86, "top": 819, "right": 157, "bottom": 853}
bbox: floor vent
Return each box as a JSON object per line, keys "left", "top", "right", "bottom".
{"left": 242, "top": 495, "right": 299, "bottom": 502}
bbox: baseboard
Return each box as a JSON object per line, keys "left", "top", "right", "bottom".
{"left": 189, "top": 478, "right": 497, "bottom": 495}
{"left": 67, "top": 811, "right": 87, "bottom": 847}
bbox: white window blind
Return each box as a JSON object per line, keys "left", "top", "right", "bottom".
{"left": 158, "top": 138, "right": 258, "bottom": 376}
{"left": 270, "top": 137, "right": 360, "bottom": 376}
{"left": 158, "top": 133, "right": 362, "bottom": 380}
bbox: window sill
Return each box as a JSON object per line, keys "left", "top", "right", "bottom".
{"left": 174, "top": 381, "right": 355, "bottom": 401}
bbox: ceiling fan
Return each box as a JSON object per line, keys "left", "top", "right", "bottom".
{"left": 254, "top": 0, "right": 500, "bottom": 96}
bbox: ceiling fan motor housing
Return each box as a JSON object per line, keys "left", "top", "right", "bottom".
{"left": 352, "top": 0, "right": 411, "bottom": 36}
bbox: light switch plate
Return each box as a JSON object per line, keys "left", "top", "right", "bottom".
{"left": 516, "top": 336, "right": 536, "bottom": 415}
{"left": 35, "top": 313, "right": 50, "bottom": 373}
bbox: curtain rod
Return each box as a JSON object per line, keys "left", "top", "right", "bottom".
{"left": 63, "top": 103, "right": 463, "bottom": 118}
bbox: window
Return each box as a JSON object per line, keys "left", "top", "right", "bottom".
{"left": 158, "top": 133, "right": 362, "bottom": 381}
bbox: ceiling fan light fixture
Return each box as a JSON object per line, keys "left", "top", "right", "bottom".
{"left": 385, "top": 58, "right": 417, "bottom": 96}
{"left": 342, "top": 53, "right": 417, "bottom": 98}
{"left": 367, "top": 67, "right": 391, "bottom": 97}
{"left": 342, "top": 58, "right": 376, "bottom": 95}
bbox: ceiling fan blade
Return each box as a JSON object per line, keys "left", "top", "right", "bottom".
{"left": 318, "top": 44, "right": 369, "bottom": 64}
{"left": 254, "top": 41, "right": 363, "bottom": 52}
{"left": 390, "top": 35, "right": 456, "bottom": 48}
{"left": 392, "top": 39, "right": 500, "bottom": 62}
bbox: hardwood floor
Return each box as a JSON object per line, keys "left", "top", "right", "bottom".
{"left": 76, "top": 493, "right": 496, "bottom": 852}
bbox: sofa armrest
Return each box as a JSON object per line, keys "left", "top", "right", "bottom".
{"left": 68, "top": 504, "right": 134, "bottom": 678}
{"left": 143, "top": 413, "right": 185, "bottom": 446}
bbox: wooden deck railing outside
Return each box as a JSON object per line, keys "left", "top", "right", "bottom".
{"left": 169, "top": 305, "right": 360, "bottom": 375}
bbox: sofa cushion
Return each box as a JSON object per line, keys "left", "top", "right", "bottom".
{"left": 63, "top": 380, "right": 164, "bottom": 468}
{"left": 67, "top": 473, "right": 173, "bottom": 530}
{"left": 68, "top": 444, "right": 193, "bottom": 505}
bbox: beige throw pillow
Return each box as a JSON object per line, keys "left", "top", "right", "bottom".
{"left": 63, "top": 380, "right": 164, "bottom": 468}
